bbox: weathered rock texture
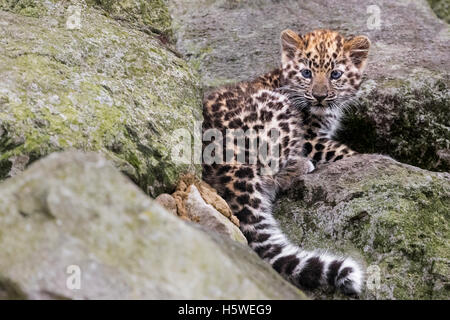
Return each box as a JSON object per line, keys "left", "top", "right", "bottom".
{"left": 85, "top": 0, "right": 174, "bottom": 37}
{"left": 169, "top": 0, "right": 450, "bottom": 172}
{"left": 0, "top": 151, "right": 306, "bottom": 300}
{"left": 168, "top": 174, "right": 245, "bottom": 243}
{"left": 185, "top": 185, "right": 247, "bottom": 244}
{"left": 0, "top": 0, "right": 203, "bottom": 196}
{"left": 275, "top": 154, "right": 449, "bottom": 300}
{"left": 172, "top": 174, "right": 239, "bottom": 223}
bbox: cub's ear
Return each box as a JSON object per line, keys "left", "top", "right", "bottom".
{"left": 280, "top": 29, "right": 302, "bottom": 65}
{"left": 344, "top": 35, "right": 371, "bottom": 69}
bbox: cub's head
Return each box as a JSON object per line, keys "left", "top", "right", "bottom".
{"left": 280, "top": 29, "right": 370, "bottom": 114}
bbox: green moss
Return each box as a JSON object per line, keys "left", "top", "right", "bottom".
{"left": 0, "top": 4, "right": 202, "bottom": 196}
{"left": 275, "top": 156, "right": 450, "bottom": 299}
{"left": 186, "top": 45, "right": 213, "bottom": 72}
{"left": 427, "top": 0, "right": 450, "bottom": 23}
{"left": 0, "top": 0, "right": 47, "bottom": 18}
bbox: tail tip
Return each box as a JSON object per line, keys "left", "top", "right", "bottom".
{"left": 335, "top": 257, "right": 365, "bottom": 296}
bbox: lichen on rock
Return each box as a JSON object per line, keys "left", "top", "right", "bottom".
{"left": 0, "top": 0, "right": 47, "bottom": 18}
{"left": 427, "top": 0, "right": 450, "bottom": 23}
{"left": 85, "top": 0, "right": 174, "bottom": 39}
{"left": 0, "top": 0, "right": 203, "bottom": 196}
{"left": 274, "top": 155, "right": 450, "bottom": 299}
{"left": 337, "top": 68, "right": 450, "bottom": 172}
{"left": 167, "top": 174, "right": 245, "bottom": 243}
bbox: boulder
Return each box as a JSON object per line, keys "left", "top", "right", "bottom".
{"left": 274, "top": 154, "right": 450, "bottom": 299}
{"left": 185, "top": 185, "right": 247, "bottom": 244}
{"left": 165, "top": 174, "right": 246, "bottom": 244}
{"left": 84, "top": 0, "right": 173, "bottom": 37}
{"left": 168, "top": 0, "right": 450, "bottom": 172}
{"left": 0, "top": 151, "right": 306, "bottom": 300}
{"left": 0, "top": 0, "right": 203, "bottom": 196}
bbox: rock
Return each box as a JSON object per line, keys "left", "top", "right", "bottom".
{"left": 155, "top": 181, "right": 245, "bottom": 243}
{"left": 172, "top": 174, "right": 240, "bottom": 225}
{"left": 274, "top": 154, "right": 450, "bottom": 300}
{"left": 336, "top": 73, "right": 450, "bottom": 173}
{"left": 185, "top": 185, "right": 247, "bottom": 244}
{"left": 0, "top": 0, "right": 203, "bottom": 196}
{"left": 154, "top": 193, "right": 177, "bottom": 215}
{"left": 169, "top": 174, "right": 245, "bottom": 242}
{"left": 0, "top": 151, "right": 306, "bottom": 300}
{"left": 168, "top": 0, "right": 450, "bottom": 172}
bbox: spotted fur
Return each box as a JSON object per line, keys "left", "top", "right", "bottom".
{"left": 202, "top": 29, "right": 370, "bottom": 295}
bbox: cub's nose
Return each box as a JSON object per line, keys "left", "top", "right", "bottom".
{"left": 312, "top": 93, "right": 327, "bottom": 103}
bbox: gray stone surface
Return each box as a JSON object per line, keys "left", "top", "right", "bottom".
{"left": 275, "top": 154, "right": 450, "bottom": 299}
{"left": 185, "top": 185, "right": 247, "bottom": 244}
{"left": 0, "top": 151, "right": 307, "bottom": 300}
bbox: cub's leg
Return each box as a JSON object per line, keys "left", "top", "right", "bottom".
{"left": 302, "top": 138, "right": 357, "bottom": 167}
{"left": 275, "top": 157, "right": 315, "bottom": 191}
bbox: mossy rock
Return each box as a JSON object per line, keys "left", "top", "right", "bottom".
{"left": 0, "top": 0, "right": 173, "bottom": 36}
{"left": 337, "top": 76, "right": 450, "bottom": 172}
{"left": 0, "top": 0, "right": 47, "bottom": 18}
{"left": 274, "top": 154, "right": 450, "bottom": 299}
{"left": 0, "top": 1, "right": 202, "bottom": 196}
{"left": 0, "top": 151, "right": 307, "bottom": 299}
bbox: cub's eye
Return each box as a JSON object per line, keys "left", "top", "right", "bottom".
{"left": 301, "top": 69, "right": 312, "bottom": 79}
{"left": 330, "top": 70, "right": 343, "bottom": 80}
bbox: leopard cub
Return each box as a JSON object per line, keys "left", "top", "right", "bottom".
{"left": 202, "top": 29, "right": 370, "bottom": 295}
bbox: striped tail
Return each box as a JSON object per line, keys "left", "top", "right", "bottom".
{"left": 232, "top": 177, "right": 364, "bottom": 296}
